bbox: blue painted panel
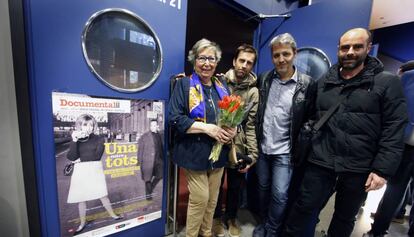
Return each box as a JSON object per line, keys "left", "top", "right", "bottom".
{"left": 373, "top": 21, "right": 414, "bottom": 62}
{"left": 23, "top": 0, "right": 187, "bottom": 236}
{"left": 235, "top": 0, "right": 300, "bottom": 15}
{"left": 401, "top": 70, "right": 414, "bottom": 141}
{"left": 370, "top": 43, "right": 379, "bottom": 57}
{"left": 256, "top": 0, "right": 373, "bottom": 74}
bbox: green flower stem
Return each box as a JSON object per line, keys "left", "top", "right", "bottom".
{"left": 209, "top": 142, "right": 223, "bottom": 163}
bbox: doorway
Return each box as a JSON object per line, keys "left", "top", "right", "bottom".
{"left": 175, "top": 0, "right": 258, "bottom": 232}
{"left": 184, "top": 1, "right": 258, "bottom": 74}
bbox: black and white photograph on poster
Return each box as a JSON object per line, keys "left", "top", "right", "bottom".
{"left": 52, "top": 92, "right": 165, "bottom": 237}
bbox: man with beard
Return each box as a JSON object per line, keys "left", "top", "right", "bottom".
{"left": 212, "top": 44, "right": 258, "bottom": 237}
{"left": 253, "top": 33, "right": 316, "bottom": 237}
{"left": 282, "top": 28, "right": 408, "bottom": 237}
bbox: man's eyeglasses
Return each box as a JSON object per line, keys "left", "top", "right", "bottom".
{"left": 196, "top": 56, "right": 217, "bottom": 63}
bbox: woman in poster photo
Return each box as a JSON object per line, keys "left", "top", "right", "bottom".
{"left": 168, "top": 38, "right": 237, "bottom": 237}
{"left": 66, "top": 114, "right": 121, "bottom": 235}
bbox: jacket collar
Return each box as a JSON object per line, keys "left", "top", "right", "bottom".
{"left": 226, "top": 68, "right": 257, "bottom": 89}
{"left": 270, "top": 66, "right": 298, "bottom": 83}
{"left": 324, "top": 56, "right": 384, "bottom": 87}
{"left": 268, "top": 67, "right": 308, "bottom": 93}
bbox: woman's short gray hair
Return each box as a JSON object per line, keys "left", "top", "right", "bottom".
{"left": 187, "top": 38, "right": 222, "bottom": 65}
{"left": 269, "top": 33, "right": 297, "bottom": 51}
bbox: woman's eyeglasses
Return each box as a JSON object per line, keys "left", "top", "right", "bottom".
{"left": 196, "top": 56, "right": 217, "bottom": 63}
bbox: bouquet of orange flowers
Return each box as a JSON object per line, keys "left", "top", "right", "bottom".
{"left": 209, "top": 95, "right": 246, "bottom": 163}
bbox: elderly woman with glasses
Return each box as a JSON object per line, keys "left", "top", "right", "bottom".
{"left": 168, "top": 38, "right": 237, "bottom": 237}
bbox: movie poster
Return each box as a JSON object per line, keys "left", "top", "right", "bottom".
{"left": 52, "top": 92, "right": 164, "bottom": 237}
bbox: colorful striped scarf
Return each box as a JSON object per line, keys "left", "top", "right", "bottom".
{"left": 189, "top": 73, "right": 228, "bottom": 122}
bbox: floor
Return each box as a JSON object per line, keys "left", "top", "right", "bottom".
{"left": 169, "top": 185, "right": 411, "bottom": 237}
{"left": 317, "top": 186, "right": 409, "bottom": 237}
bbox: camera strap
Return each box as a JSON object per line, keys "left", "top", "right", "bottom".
{"left": 312, "top": 89, "right": 352, "bottom": 132}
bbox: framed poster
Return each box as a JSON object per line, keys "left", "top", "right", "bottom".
{"left": 52, "top": 92, "right": 164, "bottom": 237}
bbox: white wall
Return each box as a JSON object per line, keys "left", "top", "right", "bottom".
{"left": 0, "top": 0, "right": 30, "bottom": 236}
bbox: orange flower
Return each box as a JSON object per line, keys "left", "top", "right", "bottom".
{"left": 229, "top": 101, "right": 240, "bottom": 112}
{"left": 219, "top": 95, "right": 242, "bottom": 112}
{"left": 210, "top": 94, "right": 246, "bottom": 163}
{"left": 218, "top": 95, "right": 231, "bottom": 109}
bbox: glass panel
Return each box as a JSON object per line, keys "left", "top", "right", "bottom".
{"left": 294, "top": 47, "right": 331, "bottom": 80}
{"left": 82, "top": 9, "right": 163, "bottom": 92}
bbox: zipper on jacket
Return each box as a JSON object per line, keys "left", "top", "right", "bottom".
{"left": 258, "top": 73, "right": 272, "bottom": 143}
{"left": 289, "top": 80, "right": 305, "bottom": 148}
{"left": 206, "top": 87, "right": 218, "bottom": 170}
{"left": 208, "top": 88, "right": 218, "bottom": 124}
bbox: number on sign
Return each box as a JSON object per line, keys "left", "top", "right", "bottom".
{"left": 170, "top": 0, "right": 181, "bottom": 10}
{"left": 157, "top": 0, "right": 181, "bottom": 10}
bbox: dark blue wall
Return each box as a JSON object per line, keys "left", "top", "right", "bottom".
{"left": 373, "top": 21, "right": 414, "bottom": 62}
{"left": 256, "top": 0, "right": 373, "bottom": 74}
{"left": 24, "top": 0, "right": 187, "bottom": 236}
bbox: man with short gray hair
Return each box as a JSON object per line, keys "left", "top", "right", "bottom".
{"left": 253, "top": 33, "right": 315, "bottom": 237}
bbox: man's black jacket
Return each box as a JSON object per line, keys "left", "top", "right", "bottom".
{"left": 309, "top": 56, "right": 408, "bottom": 178}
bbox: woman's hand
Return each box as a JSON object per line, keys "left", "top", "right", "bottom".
{"left": 71, "top": 131, "right": 88, "bottom": 142}
{"left": 71, "top": 131, "right": 80, "bottom": 142}
{"left": 203, "top": 123, "right": 222, "bottom": 141}
{"left": 186, "top": 122, "right": 237, "bottom": 143}
{"left": 204, "top": 124, "right": 235, "bottom": 144}
{"left": 219, "top": 126, "right": 237, "bottom": 144}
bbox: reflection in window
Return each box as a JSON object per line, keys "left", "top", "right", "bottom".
{"left": 129, "top": 30, "right": 156, "bottom": 49}
{"left": 294, "top": 47, "right": 331, "bottom": 80}
{"left": 82, "top": 9, "right": 162, "bottom": 92}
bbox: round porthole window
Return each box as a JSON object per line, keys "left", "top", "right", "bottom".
{"left": 294, "top": 47, "right": 331, "bottom": 80}
{"left": 82, "top": 9, "right": 163, "bottom": 92}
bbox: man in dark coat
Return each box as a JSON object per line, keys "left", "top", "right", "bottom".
{"left": 282, "top": 28, "right": 408, "bottom": 237}
{"left": 253, "top": 33, "right": 316, "bottom": 237}
{"left": 138, "top": 119, "right": 163, "bottom": 200}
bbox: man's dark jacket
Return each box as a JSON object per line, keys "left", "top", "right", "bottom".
{"left": 138, "top": 131, "right": 163, "bottom": 182}
{"left": 256, "top": 69, "right": 316, "bottom": 165}
{"left": 309, "top": 56, "right": 408, "bottom": 178}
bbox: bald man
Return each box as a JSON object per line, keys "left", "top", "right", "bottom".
{"left": 282, "top": 28, "right": 408, "bottom": 237}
